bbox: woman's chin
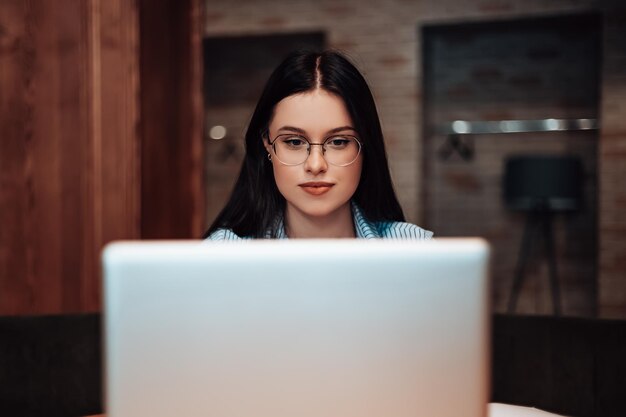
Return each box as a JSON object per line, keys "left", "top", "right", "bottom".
{"left": 287, "top": 200, "right": 351, "bottom": 221}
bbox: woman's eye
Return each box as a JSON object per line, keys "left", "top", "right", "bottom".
{"left": 326, "top": 137, "right": 351, "bottom": 148}
{"left": 281, "top": 137, "right": 307, "bottom": 148}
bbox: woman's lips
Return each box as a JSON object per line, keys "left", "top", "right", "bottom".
{"left": 299, "top": 182, "right": 334, "bottom": 195}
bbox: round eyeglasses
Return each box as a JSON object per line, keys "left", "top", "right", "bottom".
{"left": 268, "top": 134, "right": 362, "bottom": 166}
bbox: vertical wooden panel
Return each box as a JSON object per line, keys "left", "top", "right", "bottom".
{"left": 58, "top": 1, "right": 92, "bottom": 312}
{"left": 0, "top": 0, "right": 204, "bottom": 314}
{"left": 188, "top": 0, "right": 205, "bottom": 236}
{"left": 0, "top": 0, "right": 91, "bottom": 314}
{"left": 139, "top": 0, "right": 205, "bottom": 239}
{"left": 0, "top": 0, "right": 36, "bottom": 313}
{"left": 91, "top": 0, "right": 141, "bottom": 310}
{"left": 0, "top": 0, "right": 140, "bottom": 315}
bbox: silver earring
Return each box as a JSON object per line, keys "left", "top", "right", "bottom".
{"left": 267, "top": 153, "right": 272, "bottom": 161}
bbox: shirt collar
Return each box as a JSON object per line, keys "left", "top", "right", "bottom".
{"left": 352, "top": 202, "right": 381, "bottom": 239}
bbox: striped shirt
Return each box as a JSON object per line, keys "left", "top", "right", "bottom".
{"left": 207, "top": 203, "right": 433, "bottom": 240}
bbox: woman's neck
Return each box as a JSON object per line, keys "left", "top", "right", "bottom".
{"left": 284, "top": 203, "right": 355, "bottom": 238}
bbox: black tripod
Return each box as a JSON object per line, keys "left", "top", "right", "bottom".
{"left": 504, "top": 155, "right": 581, "bottom": 316}
{"left": 507, "top": 208, "right": 561, "bottom": 315}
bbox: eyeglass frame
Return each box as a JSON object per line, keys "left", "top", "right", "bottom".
{"left": 265, "top": 133, "right": 363, "bottom": 167}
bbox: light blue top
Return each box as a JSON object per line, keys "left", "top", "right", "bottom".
{"left": 207, "top": 203, "right": 433, "bottom": 240}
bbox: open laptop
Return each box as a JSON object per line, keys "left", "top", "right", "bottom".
{"left": 103, "top": 239, "right": 490, "bottom": 417}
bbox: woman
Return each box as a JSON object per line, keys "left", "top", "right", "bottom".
{"left": 204, "top": 49, "right": 432, "bottom": 240}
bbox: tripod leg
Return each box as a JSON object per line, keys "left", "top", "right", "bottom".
{"left": 543, "top": 212, "right": 562, "bottom": 315}
{"left": 508, "top": 213, "right": 537, "bottom": 314}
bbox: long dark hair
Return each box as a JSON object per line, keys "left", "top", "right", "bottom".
{"left": 203, "top": 49, "right": 405, "bottom": 238}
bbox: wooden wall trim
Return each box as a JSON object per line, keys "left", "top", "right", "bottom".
{"left": 188, "top": 0, "right": 205, "bottom": 236}
{"left": 87, "top": 0, "right": 104, "bottom": 313}
{"left": 139, "top": 0, "right": 205, "bottom": 239}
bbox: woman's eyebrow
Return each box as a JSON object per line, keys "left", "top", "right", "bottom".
{"left": 326, "top": 126, "right": 357, "bottom": 134}
{"left": 276, "top": 125, "right": 357, "bottom": 135}
{"left": 277, "top": 126, "right": 306, "bottom": 134}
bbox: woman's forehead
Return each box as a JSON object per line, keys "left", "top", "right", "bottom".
{"left": 269, "top": 90, "right": 354, "bottom": 135}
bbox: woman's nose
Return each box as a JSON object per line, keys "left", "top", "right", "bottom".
{"left": 304, "top": 145, "right": 328, "bottom": 174}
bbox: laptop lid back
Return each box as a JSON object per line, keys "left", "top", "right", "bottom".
{"left": 103, "top": 239, "right": 490, "bottom": 417}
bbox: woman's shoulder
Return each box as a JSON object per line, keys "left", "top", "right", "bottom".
{"left": 374, "top": 220, "right": 434, "bottom": 240}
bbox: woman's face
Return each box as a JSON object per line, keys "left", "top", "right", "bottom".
{"left": 265, "top": 89, "right": 363, "bottom": 220}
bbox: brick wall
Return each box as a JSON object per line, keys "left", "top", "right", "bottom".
{"left": 204, "top": 0, "right": 626, "bottom": 318}
{"left": 598, "top": 10, "right": 626, "bottom": 319}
